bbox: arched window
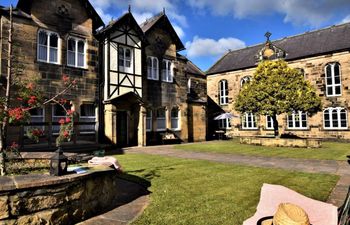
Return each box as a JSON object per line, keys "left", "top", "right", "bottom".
{"left": 118, "top": 46, "right": 132, "bottom": 73}
{"left": 156, "top": 108, "right": 166, "bottom": 131}
{"left": 242, "top": 113, "right": 257, "bottom": 129}
{"left": 324, "top": 107, "right": 347, "bottom": 129}
{"left": 219, "top": 80, "right": 228, "bottom": 105}
{"left": 67, "top": 37, "right": 86, "bottom": 68}
{"left": 146, "top": 109, "right": 152, "bottom": 131}
{"left": 147, "top": 56, "right": 159, "bottom": 80}
{"left": 325, "top": 63, "right": 341, "bottom": 97}
{"left": 171, "top": 107, "right": 180, "bottom": 130}
{"left": 162, "top": 59, "right": 173, "bottom": 82}
{"left": 266, "top": 115, "right": 274, "bottom": 130}
{"left": 287, "top": 111, "right": 307, "bottom": 129}
{"left": 240, "top": 76, "right": 252, "bottom": 87}
{"left": 37, "top": 30, "right": 60, "bottom": 64}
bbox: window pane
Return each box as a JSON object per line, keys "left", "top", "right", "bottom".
{"left": 81, "top": 104, "right": 95, "bottom": 117}
{"left": 38, "top": 45, "right": 47, "bottom": 61}
{"left": 335, "top": 86, "right": 341, "bottom": 95}
{"left": 332, "top": 109, "right": 338, "bottom": 128}
{"left": 326, "top": 65, "right": 332, "bottom": 84}
{"left": 39, "top": 31, "right": 47, "bottom": 45}
{"left": 324, "top": 110, "right": 330, "bottom": 128}
{"left": 78, "top": 41, "right": 84, "bottom": 53}
{"left": 68, "top": 39, "right": 75, "bottom": 51}
{"left": 49, "top": 47, "right": 58, "bottom": 63}
{"left": 340, "top": 109, "right": 347, "bottom": 128}
{"left": 118, "top": 48, "right": 124, "bottom": 67}
{"left": 327, "top": 87, "right": 333, "bottom": 96}
{"left": 50, "top": 34, "right": 58, "bottom": 47}
{"left": 78, "top": 53, "right": 84, "bottom": 67}
{"left": 334, "top": 64, "right": 340, "bottom": 83}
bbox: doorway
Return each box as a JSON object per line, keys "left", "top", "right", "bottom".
{"left": 117, "top": 111, "right": 128, "bottom": 147}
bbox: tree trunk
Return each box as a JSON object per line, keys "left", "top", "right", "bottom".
{"left": 0, "top": 6, "right": 13, "bottom": 176}
{"left": 272, "top": 114, "right": 279, "bottom": 137}
{"left": 0, "top": 128, "right": 6, "bottom": 176}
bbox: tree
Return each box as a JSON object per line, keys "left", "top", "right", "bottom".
{"left": 234, "top": 60, "right": 322, "bottom": 137}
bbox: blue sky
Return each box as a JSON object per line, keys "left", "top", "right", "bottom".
{"left": 2, "top": 0, "right": 350, "bottom": 71}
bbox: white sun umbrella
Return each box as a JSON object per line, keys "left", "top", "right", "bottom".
{"left": 214, "top": 112, "right": 239, "bottom": 120}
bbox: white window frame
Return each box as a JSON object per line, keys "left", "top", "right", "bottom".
{"left": 266, "top": 115, "right": 274, "bottom": 130}
{"left": 118, "top": 46, "right": 133, "bottom": 73}
{"left": 242, "top": 113, "right": 257, "bottom": 129}
{"left": 147, "top": 56, "right": 159, "bottom": 80}
{"left": 325, "top": 63, "right": 342, "bottom": 97}
{"left": 156, "top": 108, "right": 166, "bottom": 131}
{"left": 146, "top": 109, "right": 152, "bottom": 132}
{"left": 287, "top": 111, "right": 308, "bottom": 130}
{"left": 67, "top": 36, "right": 87, "bottom": 68}
{"left": 79, "top": 103, "right": 96, "bottom": 134}
{"left": 323, "top": 107, "right": 348, "bottom": 130}
{"left": 240, "top": 76, "right": 252, "bottom": 87}
{"left": 171, "top": 107, "right": 181, "bottom": 131}
{"left": 37, "top": 29, "right": 60, "bottom": 64}
{"left": 219, "top": 80, "right": 229, "bottom": 105}
{"left": 218, "top": 118, "right": 231, "bottom": 129}
{"left": 162, "top": 59, "right": 173, "bottom": 82}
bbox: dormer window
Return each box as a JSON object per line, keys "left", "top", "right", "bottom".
{"left": 147, "top": 56, "right": 159, "bottom": 80}
{"left": 37, "top": 30, "right": 60, "bottom": 64}
{"left": 162, "top": 59, "right": 173, "bottom": 82}
{"left": 67, "top": 37, "right": 86, "bottom": 68}
{"left": 118, "top": 46, "right": 133, "bottom": 73}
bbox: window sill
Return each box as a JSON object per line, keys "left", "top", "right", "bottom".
{"left": 161, "top": 80, "right": 173, "bottom": 83}
{"left": 170, "top": 128, "right": 181, "bottom": 131}
{"left": 66, "top": 65, "right": 88, "bottom": 71}
{"left": 323, "top": 128, "right": 349, "bottom": 131}
{"left": 156, "top": 129, "right": 166, "bottom": 132}
{"left": 37, "top": 60, "right": 61, "bottom": 66}
{"left": 147, "top": 78, "right": 159, "bottom": 81}
{"left": 241, "top": 128, "right": 258, "bottom": 130}
{"left": 326, "top": 94, "right": 342, "bottom": 97}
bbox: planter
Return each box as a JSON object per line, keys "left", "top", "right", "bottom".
{"left": 240, "top": 136, "right": 322, "bottom": 148}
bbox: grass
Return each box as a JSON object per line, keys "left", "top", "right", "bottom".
{"left": 117, "top": 154, "right": 339, "bottom": 225}
{"left": 174, "top": 139, "right": 350, "bottom": 161}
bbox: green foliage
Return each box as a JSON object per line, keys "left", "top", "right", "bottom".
{"left": 234, "top": 60, "right": 322, "bottom": 116}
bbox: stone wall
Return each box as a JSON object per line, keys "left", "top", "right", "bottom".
{"left": 0, "top": 0, "right": 100, "bottom": 146}
{"left": 207, "top": 51, "right": 350, "bottom": 140}
{"left": 240, "top": 137, "right": 322, "bottom": 148}
{"left": 0, "top": 169, "right": 147, "bottom": 225}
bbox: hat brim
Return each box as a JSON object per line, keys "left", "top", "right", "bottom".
{"left": 257, "top": 216, "right": 273, "bottom": 225}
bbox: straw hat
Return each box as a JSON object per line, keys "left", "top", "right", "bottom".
{"left": 257, "top": 203, "right": 311, "bottom": 225}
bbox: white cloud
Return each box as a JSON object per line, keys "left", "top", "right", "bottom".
{"left": 95, "top": 7, "right": 113, "bottom": 24}
{"left": 186, "top": 0, "right": 350, "bottom": 27}
{"left": 131, "top": 12, "right": 154, "bottom": 24}
{"left": 173, "top": 24, "right": 185, "bottom": 38}
{"left": 341, "top": 15, "right": 350, "bottom": 24}
{"left": 185, "top": 36, "right": 246, "bottom": 58}
{"left": 90, "top": 0, "right": 187, "bottom": 27}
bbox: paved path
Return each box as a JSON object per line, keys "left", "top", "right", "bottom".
{"left": 126, "top": 144, "right": 350, "bottom": 207}
{"left": 78, "top": 195, "right": 149, "bottom": 225}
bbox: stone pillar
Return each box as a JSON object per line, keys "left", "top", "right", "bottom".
{"left": 138, "top": 105, "right": 146, "bottom": 146}
{"left": 104, "top": 104, "right": 117, "bottom": 144}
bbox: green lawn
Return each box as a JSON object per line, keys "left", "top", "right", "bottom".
{"left": 117, "top": 154, "right": 338, "bottom": 225}
{"left": 174, "top": 139, "right": 350, "bottom": 161}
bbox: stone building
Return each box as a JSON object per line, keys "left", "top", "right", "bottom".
{"left": 0, "top": 0, "right": 103, "bottom": 149}
{"left": 98, "top": 11, "right": 207, "bottom": 147}
{"left": 207, "top": 23, "right": 350, "bottom": 140}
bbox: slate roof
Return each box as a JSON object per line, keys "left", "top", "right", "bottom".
{"left": 140, "top": 12, "right": 185, "bottom": 51}
{"left": 16, "top": 0, "right": 104, "bottom": 30}
{"left": 96, "top": 12, "right": 146, "bottom": 43}
{"left": 207, "top": 22, "right": 350, "bottom": 75}
{"left": 187, "top": 60, "right": 205, "bottom": 76}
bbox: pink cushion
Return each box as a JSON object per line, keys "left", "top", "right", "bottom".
{"left": 243, "top": 183, "right": 338, "bottom": 225}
